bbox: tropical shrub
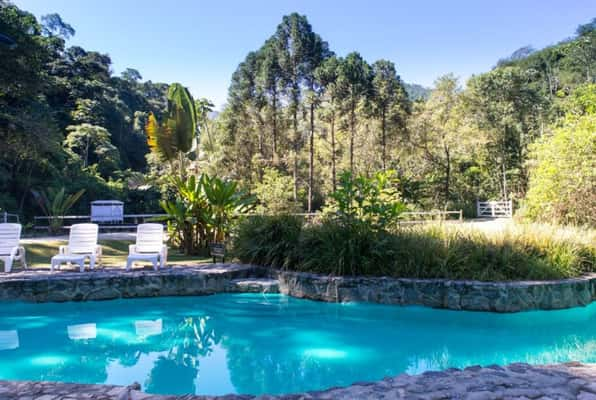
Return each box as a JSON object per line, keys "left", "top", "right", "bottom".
{"left": 31, "top": 187, "right": 85, "bottom": 233}
{"left": 324, "top": 170, "right": 407, "bottom": 231}
{"left": 161, "top": 174, "right": 254, "bottom": 255}
{"left": 203, "top": 175, "right": 255, "bottom": 242}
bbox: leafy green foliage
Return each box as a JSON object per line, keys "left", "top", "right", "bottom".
{"left": 64, "top": 124, "right": 121, "bottom": 176}
{"left": 252, "top": 168, "right": 302, "bottom": 214}
{"left": 213, "top": 13, "right": 594, "bottom": 221}
{"left": 325, "top": 170, "right": 406, "bottom": 231}
{"left": 2, "top": 0, "right": 594, "bottom": 231}
{"left": 466, "top": 67, "right": 546, "bottom": 200}
{"left": 146, "top": 83, "right": 196, "bottom": 164}
{"left": 161, "top": 174, "right": 254, "bottom": 254}
{"left": 203, "top": 175, "right": 255, "bottom": 242}
{"left": 523, "top": 84, "right": 596, "bottom": 226}
{"left": 0, "top": 2, "right": 168, "bottom": 218}
{"left": 31, "top": 187, "right": 85, "bottom": 232}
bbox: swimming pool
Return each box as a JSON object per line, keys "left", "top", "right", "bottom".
{"left": 1, "top": 293, "right": 595, "bottom": 395}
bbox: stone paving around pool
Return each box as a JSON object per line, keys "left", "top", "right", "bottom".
{"left": 2, "top": 362, "right": 596, "bottom": 399}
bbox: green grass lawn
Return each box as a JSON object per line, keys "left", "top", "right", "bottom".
{"left": 20, "top": 240, "right": 211, "bottom": 269}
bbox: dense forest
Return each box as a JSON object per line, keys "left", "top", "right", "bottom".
{"left": 1, "top": 1, "right": 594, "bottom": 224}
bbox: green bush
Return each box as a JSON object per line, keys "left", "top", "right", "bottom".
{"left": 324, "top": 170, "right": 407, "bottom": 231}
{"left": 298, "top": 221, "right": 398, "bottom": 276}
{"left": 232, "top": 216, "right": 595, "bottom": 281}
{"left": 252, "top": 168, "right": 302, "bottom": 214}
{"left": 522, "top": 84, "right": 596, "bottom": 227}
{"left": 232, "top": 215, "right": 303, "bottom": 268}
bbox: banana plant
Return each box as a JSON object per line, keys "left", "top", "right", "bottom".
{"left": 202, "top": 175, "right": 255, "bottom": 243}
{"left": 159, "top": 176, "right": 210, "bottom": 255}
{"left": 160, "top": 174, "right": 255, "bottom": 254}
{"left": 146, "top": 83, "right": 197, "bottom": 178}
{"left": 31, "top": 187, "right": 86, "bottom": 233}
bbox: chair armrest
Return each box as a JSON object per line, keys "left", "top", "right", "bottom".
{"left": 129, "top": 244, "right": 138, "bottom": 255}
{"left": 59, "top": 245, "right": 69, "bottom": 255}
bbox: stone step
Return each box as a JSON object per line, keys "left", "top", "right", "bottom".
{"left": 229, "top": 278, "right": 280, "bottom": 293}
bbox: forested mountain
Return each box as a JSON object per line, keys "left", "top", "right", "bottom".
{"left": 0, "top": 1, "right": 167, "bottom": 216}
{"left": 403, "top": 83, "right": 430, "bottom": 101}
{"left": 1, "top": 0, "right": 594, "bottom": 220}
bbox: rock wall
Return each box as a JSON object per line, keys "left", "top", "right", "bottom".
{"left": 1, "top": 264, "right": 595, "bottom": 312}
{"left": 277, "top": 271, "right": 596, "bottom": 312}
{"left": 0, "top": 264, "right": 277, "bottom": 303}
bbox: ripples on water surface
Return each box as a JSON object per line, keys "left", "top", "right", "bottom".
{"left": 1, "top": 293, "right": 596, "bottom": 395}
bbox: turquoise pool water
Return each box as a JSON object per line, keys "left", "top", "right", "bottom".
{"left": 1, "top": 294, "right": 596, "bottom": 395}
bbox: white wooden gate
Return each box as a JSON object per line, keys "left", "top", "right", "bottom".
{"left": 476, "top": 200, "right": 512, "bottom": 218}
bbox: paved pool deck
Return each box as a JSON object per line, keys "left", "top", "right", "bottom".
{"left": 1, "top": 362, "right": 596, "bottom": 399}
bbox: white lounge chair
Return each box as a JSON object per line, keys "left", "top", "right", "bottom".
{"left": 51, "top": 223, "right": 102, "bottom": 272}
{"left": 0, "top": 223, "right": 27, "bottom": 273}
{"left": 127, "top": 223, "right": 167, "bottom": 271}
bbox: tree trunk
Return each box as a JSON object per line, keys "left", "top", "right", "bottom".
{"left": 258, "top": 130, "right": 264, "bottom": 157}
{"left": 84, "top": 135, "right": 90, "bottom": 168}
{"left": 444, "top": 143, "right": 450, "bottom": 208}
{"left": 178, "top": 152, "right": 186, "bottom": 180}
{"left": 308, "top": 102, "right": 315, "bottom": 212}
{"left": 331, "top": 111, "right": 336, "bottom": 192}
{"left": 501, "top": 157, "right": 507, "bottom": 200}
{"left": 381, "top": 108, "right": 387, "bottom": 171}
{"left": 292, "top": 109, "right": 299, "bottom": 201}
{"left": 350, "top": 105, "right": 355, "bottom": 173}
{"left": 272, "top": 93, "right": 278, "bottom": 161}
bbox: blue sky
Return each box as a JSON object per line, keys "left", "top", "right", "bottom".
{"left": 15, "top": 0, "right": 596, "bottom": 109}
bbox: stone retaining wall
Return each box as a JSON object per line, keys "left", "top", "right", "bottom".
{"left": 0, "top": 264, "right": 277, "bottom": 303}
{"left": 277, "top": 270, "right": 596, "bottom": 312}
{"left": 1, "top": 265, "right": 595, "bottom": 312}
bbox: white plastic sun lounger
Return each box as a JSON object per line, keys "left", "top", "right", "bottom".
{"left": 126, "top": 223, "right": 167, "bottom": 271}
{"left": 51, "top": 223, "right": 102, "bottom": 272}
{"left": 0, "top": 223, "right": 27, "bottom": 273}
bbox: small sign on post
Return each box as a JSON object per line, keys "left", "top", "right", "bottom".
{"left": 210, "top": 243, "right": 226, "bottom": 263}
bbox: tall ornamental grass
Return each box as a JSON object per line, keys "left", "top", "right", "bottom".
{"left": 232, "top": 216, "right": 595, "bottom": 281}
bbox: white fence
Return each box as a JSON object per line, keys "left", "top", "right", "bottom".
{"left": 1, "top": 212, "right": 19, "bottom": 223}
{"left": 476, "top": 200, "right": 512, "bottom": 218}
{"left": 33, "top": 214, "right": 166, "bottom": 230}
{"left": 398, "top": 210, "right": 463, "bottom": 225}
